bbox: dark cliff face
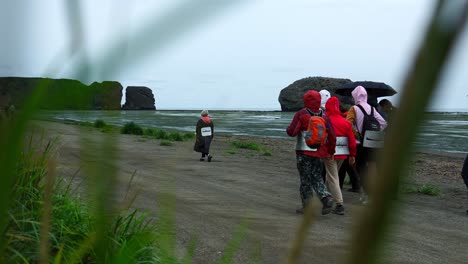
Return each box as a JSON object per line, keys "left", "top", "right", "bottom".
{"left": 278, "top": 76, "right": 354, "bottom": 111}
{"left": 122, "top": 86, "right": 156, "bottom": 110}
{"left": 0, "top": 77, "right": 122, "bottom": 110}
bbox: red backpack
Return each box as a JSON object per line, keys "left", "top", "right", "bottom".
{"left": 304, "top": 109, "right": 327, "bottom": 149}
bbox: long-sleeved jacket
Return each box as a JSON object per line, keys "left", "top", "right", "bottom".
{"left": 325, "top": 97, "right": 357, "bottom": 159}
{"left": 286, "top": 90, "right": 336, "bottom": 158}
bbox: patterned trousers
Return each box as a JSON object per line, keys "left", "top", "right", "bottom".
{"left": 296, "top": 154, "right": 331, "bottom": 208}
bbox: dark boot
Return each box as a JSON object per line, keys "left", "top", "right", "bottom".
{"left": 321, "top": 196, "right": 333, "bottom": 215}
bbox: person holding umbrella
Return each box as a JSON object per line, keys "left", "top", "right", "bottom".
{"left": 346, "top": 86, "right": 387, "bottom": 204}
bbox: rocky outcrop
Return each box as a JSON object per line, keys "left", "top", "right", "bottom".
{"left": 278, "top": 76, "right": 353, "bottom": 111}
{"left": 0, "top": 77, "right": 122, "bottom": 110}
{"left": 122, "top": 86, "right": 156, "bottom": 110}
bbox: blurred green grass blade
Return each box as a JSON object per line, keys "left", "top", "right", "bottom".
{"left": 286, "top": 200, "right": 318, "bottom": 264}
{"left": 347, "top": 1, "right": 468, "bottom": 264}
{"left": 0, "top": 78, "right": 52, "bottom": 255}
{"left": 219, "top": 219, "right": 249, "bottom": 264}
{"left": 79, "top": 132, "right": 118, "bottom": 262}
{"left": 181, "top": 235, "right": 198, "bottom": 264}
{"left": 156, "top": 190, "right": 176, "bottom": 259}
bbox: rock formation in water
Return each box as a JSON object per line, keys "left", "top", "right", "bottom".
{"left": 278, "top": 76, "right": 353, "bottom": 111}
{"left": 0, "top": 77, "right": 123, "bottom": 110}
{"left": 122, "top": 86, "right": 156, "bottom": 110}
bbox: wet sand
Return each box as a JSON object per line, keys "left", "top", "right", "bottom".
{"left": 38, "top": 121, "right": 467, "bottom": 264}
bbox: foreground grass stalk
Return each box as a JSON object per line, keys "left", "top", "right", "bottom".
{"left": 347, "top": 1, "right": 468, "bottom": 263}
{"left": 39, "top": 160, "right": 57, "bottom": 264}
{"left": 80, "top": 133, "right": 118, "bottom": 263}
{"left": 286, "top": 200, "right": 319, "bottom": 264}
{"left": 0, "top": 79, "right": 53, "bottom": 257}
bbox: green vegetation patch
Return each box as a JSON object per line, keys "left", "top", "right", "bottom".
{"left": 403, "top": 183, "right": 441, "bottom": 196}
{"left": 5, "top": 140, "right": 159, "bottom": 263}
{"left": 230, "top": 141, "right": 272, "bottom": 157}
{"left": 225, "top": 150, "right": 237, "bottom": 155}
{"left": 160, "top": 140, "right": 173, "bottom": 146}
{"left": 121, "top": 122, "right": 143, "bottom": 135}
{"left": 231, "top": 141, "right": 262, "bottom": 151}
{"left": 94, "top": 119, "right": 107, "bottom": 128}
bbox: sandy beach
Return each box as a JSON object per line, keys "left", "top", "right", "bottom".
{"left": 36, "top": 121, "right": 467, "bottom": 264}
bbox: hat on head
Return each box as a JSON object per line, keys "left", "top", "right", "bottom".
{"left": 201, "top": 110, "right": 209, "bottom": 116}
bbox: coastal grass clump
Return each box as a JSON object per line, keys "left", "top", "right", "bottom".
{"left": 231, "top": 141, "right": 272, "bottom": 156}
{"left": 403, "top": 183, "right": 441, "bottom": 196}
{"left": 144, "top": 128, "right": 194, "bottom": 142}
{"left": 160, "top": 140, "right": 173, "bottom": 146}
{"left": 121, "top": 122, "right": 144, "bottom": 135}
{"left": 231, "top": 141, "right": 261, "bottom": 151}
{"left": 167, "top": 132, "right": 184, "bottom": 142}
{"left": 4, "top": 139, "right": 160, "bottom": 263}
{"left": 94, "top": 119, "right": 107, "bottom": 128}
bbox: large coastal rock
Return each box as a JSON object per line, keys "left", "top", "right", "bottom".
{"left": 122, "top": 86, "right": 156, "bottom": 110}
{"left": 278, "top": 76, "right": 353, "bottom": 111}
{"left": 0, "top": 77, "right": 122, "bottom": 110}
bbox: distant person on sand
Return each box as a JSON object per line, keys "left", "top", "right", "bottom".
{"left": 323, "top": 96, "right": 357, "bottom": 215}
{"left": 346, "top": 86, "right": 387, "bottom": 204}
{"left": 194, "top": 110, "right": 214, "bottom": 162}
{"left": 462, "top": 154, "right": 468, "bottom": 214}
{"left": 286, "top": 90, "right": 336, "bottom": 215}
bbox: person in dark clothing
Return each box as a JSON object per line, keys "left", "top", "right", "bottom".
{"left": 462, "top": 154, "right": 468, "bottom": 215}
{"left": 286, "top": 90, "right": 336, "bottom": 215}
{"left": 338, "top": 158, "right": 360, "bottom": 192}
{"left": 194, "top": 110, "right": 214, "bottom": 162}
{"left": 462, "top": 154, "right": 468, "bottom": 188}
{"left": 338, "top": 103, "right": 360, "bottom": 193}
{"left": 346, "top": 86, "right": 387, "bottom": 204}
{"left": 378, "top": 99, "right": 394, "bottom": 122}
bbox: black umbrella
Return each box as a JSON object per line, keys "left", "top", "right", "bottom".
{"left": 335, "top": 81, "right": 397, "bottom": 97}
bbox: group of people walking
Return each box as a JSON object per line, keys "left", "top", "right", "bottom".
{"left": 287, "top": 85, "right": 387, "bottom": 215}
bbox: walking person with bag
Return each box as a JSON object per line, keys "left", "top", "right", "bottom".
{"left": 346, "top": 86, "right": 387, "bottom": 204}
{"left": 323, "top": 96, "right": 357, "bottom": 215}
{"left": 194, "top": 110, "right": 214, "bottom": 162}
{"left": 286, "top": 90, "right": 336, "bottom": 215}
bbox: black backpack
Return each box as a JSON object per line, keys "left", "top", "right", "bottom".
{"left": 356, "top": 104, "right": 381, "bottom": 139}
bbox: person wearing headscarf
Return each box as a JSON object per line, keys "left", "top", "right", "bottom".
{"left": 323, "top": 96, "right": 357, "bottom": 215}
{"left": 346, "top": 86, "right": 387, "bottom": 203}
{"left": 194, "top": 110, "right": 214, "bottom": 162}
{"left": 286, "top": 90, "right": 336, "bottom": 215}
{"left": 319, "top": 89, "right": 331, "bottom": 111}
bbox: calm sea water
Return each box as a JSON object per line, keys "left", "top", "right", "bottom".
{"left": 41, "top": 110, "right": 468, "bottom": 154}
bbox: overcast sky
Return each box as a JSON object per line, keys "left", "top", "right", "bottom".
{"left": 1, "top": 0, "right": 467, "bottom": 111}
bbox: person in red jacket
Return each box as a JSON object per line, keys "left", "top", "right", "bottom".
{"left": 286, "top": 90, "right": 336, "bottom": 215}
{"left": 323, "top": 97, "right": 357, "bottom": 215}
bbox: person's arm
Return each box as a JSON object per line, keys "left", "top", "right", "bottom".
{"left": 346, "top": 122, "right": 357, "bottom": 164}
{"left": 325, "top": 116, "right": 336, "bottom": 156}
{"left": 210, "top": 121, "right": 214, "bottom": 138}
{"left": 286, "top": 111, "right": 302, "bottom": 137}
{"left": 373, "top": 107, "right": 388, "bottom": 130}
{"left": 346, "top": 106, "right": 360, "bottom": 138}
{"left": 196, "top": 120, "right": 201, "bottom": 137}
